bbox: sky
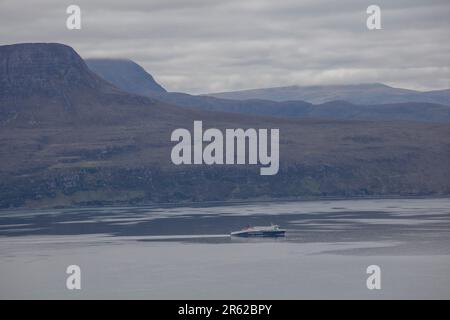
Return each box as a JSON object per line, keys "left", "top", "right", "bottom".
{"left": 1, "top": 0, "right": 449, "bottom": 94}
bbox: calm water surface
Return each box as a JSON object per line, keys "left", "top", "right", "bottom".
{"left": 0, "top": 198, "right": 449, "bottom": 299}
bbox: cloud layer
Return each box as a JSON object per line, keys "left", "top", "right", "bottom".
{"left": 1, "top": 0, "right": 449, "bottom": 93}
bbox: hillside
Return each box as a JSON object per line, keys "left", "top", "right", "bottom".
{"left": 1, "top": 43, "right": 450, "bottom": 208}
{"left": 85, "top": 58, "right": 167, "bottom": 96}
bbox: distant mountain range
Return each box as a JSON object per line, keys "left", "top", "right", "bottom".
{"left": 86, "top": 59, "right": 450, "bottom": 122}
{"left": 1, "top": 43, "right": 450, "bottom": 209}
{"left": 207, "top": 83, "right": 450, "bottom": 106}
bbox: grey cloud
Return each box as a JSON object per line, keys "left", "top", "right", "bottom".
{"left": 0, "top": 0, "right": 448, "bottom": 93}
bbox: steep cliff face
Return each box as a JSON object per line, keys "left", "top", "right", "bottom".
{"left": 0, "top": 43, "right": 108, "bottom": 98}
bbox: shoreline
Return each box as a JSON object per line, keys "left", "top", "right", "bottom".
{"left": 1, "top": 193, "right": 449, "bottom": 213}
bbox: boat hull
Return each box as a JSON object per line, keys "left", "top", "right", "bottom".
{"left": 231, "top": 230, "right": 286, "bottom": 237}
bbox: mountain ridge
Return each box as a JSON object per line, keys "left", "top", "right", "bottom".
{"left": 1, "top": 43, "right": 450, "bottom": 208}
{"left": 206, "top": 83, "right": 450, "bottom": 105}
{"left": 84, "top": 58, "right": 450, "bottom": 122}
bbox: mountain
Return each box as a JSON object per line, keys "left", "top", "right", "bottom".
{"left": 85, "top": 58, "right": 167, "bottom": 96}
{"left": 1, "top": 43, "right": 450, "bottom": 209}
{"left": 207, "top": 83, "right": 450, "bottom": 106}
{"left": 85, "top": 59, "right": 450, "bottom": 122}
{"left": 151, "top": 93, "right": 450, "bottom": 122}
{"left": 0, "top": 43, "right": 107, "bottom": 98}
{"left": 0, "top": 43, "right": 190, "bottom": 127}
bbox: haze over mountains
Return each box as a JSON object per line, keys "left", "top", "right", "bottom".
{"left": 208, "top": 83, "right": 450, "bottom": 106}
{"left": 1, "top": 43, "right": 450, "bottom": 208}
{"left": 86, "top": 59, "right": 450, "bottom": 122}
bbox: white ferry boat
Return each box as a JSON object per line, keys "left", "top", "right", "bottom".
{"left": 230, "top": 225, "right": 286, "bottom": 237}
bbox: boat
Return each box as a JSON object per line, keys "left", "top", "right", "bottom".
{"left": 230, "top": 224, "right": 286, "bottom": 237}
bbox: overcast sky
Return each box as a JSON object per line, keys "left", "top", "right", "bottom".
{"left": 1, "top": 0, "right": 449, "bottom": 93}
